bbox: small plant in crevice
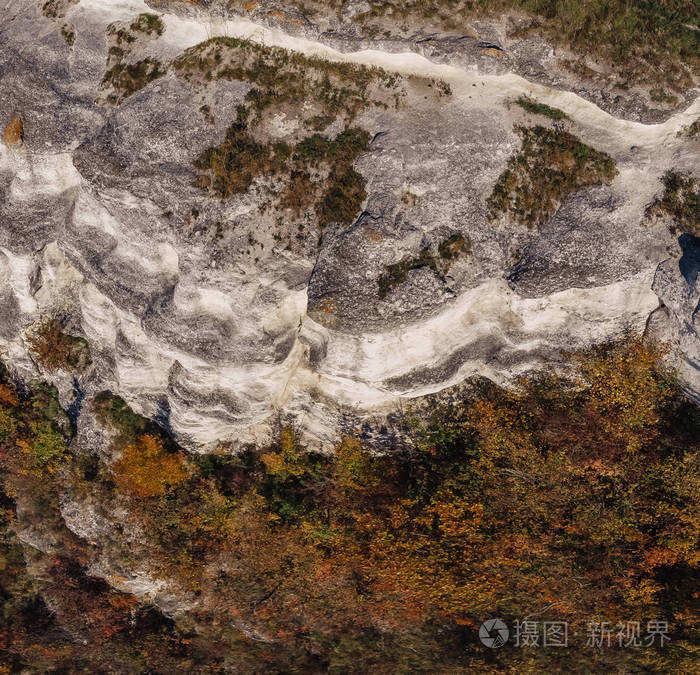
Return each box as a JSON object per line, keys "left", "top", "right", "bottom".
{"left": 40, "top": 0, "right": 78, "bottom": 20}
{"left": 93, "top": 391, "right": 167, "bottom": 449}
{"left": 60, "top": 24, "right": 75, "bottom": 46}
{"left": 378, "top": 233, "right": 471, "bottom": 298}
{"left": 680, "top": 118, "right": 699, "bottom": 138}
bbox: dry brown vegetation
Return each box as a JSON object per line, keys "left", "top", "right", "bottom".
{"left": 26, "top": 318, "right": 91, "bottom": 372}
{"left": 1, "top": 337, "right": 698, "bottom": 671}
{"left": 193, "top": 107, "right": 290, "bottom": 196}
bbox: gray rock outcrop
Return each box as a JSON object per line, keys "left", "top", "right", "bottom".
{"left": 0, "top": 0, "right": 697, "bottom": 451}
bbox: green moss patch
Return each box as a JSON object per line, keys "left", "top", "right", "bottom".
{"left": 514, "top": 96, "right": 568, "bottom": 121}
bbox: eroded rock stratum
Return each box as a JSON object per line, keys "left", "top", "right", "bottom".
{"left": 0, "top": 0, "right": 698, "bottom": 450}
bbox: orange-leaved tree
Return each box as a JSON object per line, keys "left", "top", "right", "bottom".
{"left": 112, "top": 434, "right": 187, "bottom": 498}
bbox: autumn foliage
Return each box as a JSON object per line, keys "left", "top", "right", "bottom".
{"left": 1, "top": 337, "right": 699, "bottom": 672}
{"left": 112, "top": 434, "right": 187, "bottom": 498}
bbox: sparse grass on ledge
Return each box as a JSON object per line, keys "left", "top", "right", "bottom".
{"left": 174, "top": 36, "right": 400, "bottom": 126}
{"left": 647, "top": 170, "right": 700, "bottom": 236}
{"left": 488, "top": 125, "right": 617, "bottom": 229}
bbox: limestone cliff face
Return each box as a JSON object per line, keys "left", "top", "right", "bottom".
{"left": 0, "top": 0, "right": 698, "bottom": 451}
